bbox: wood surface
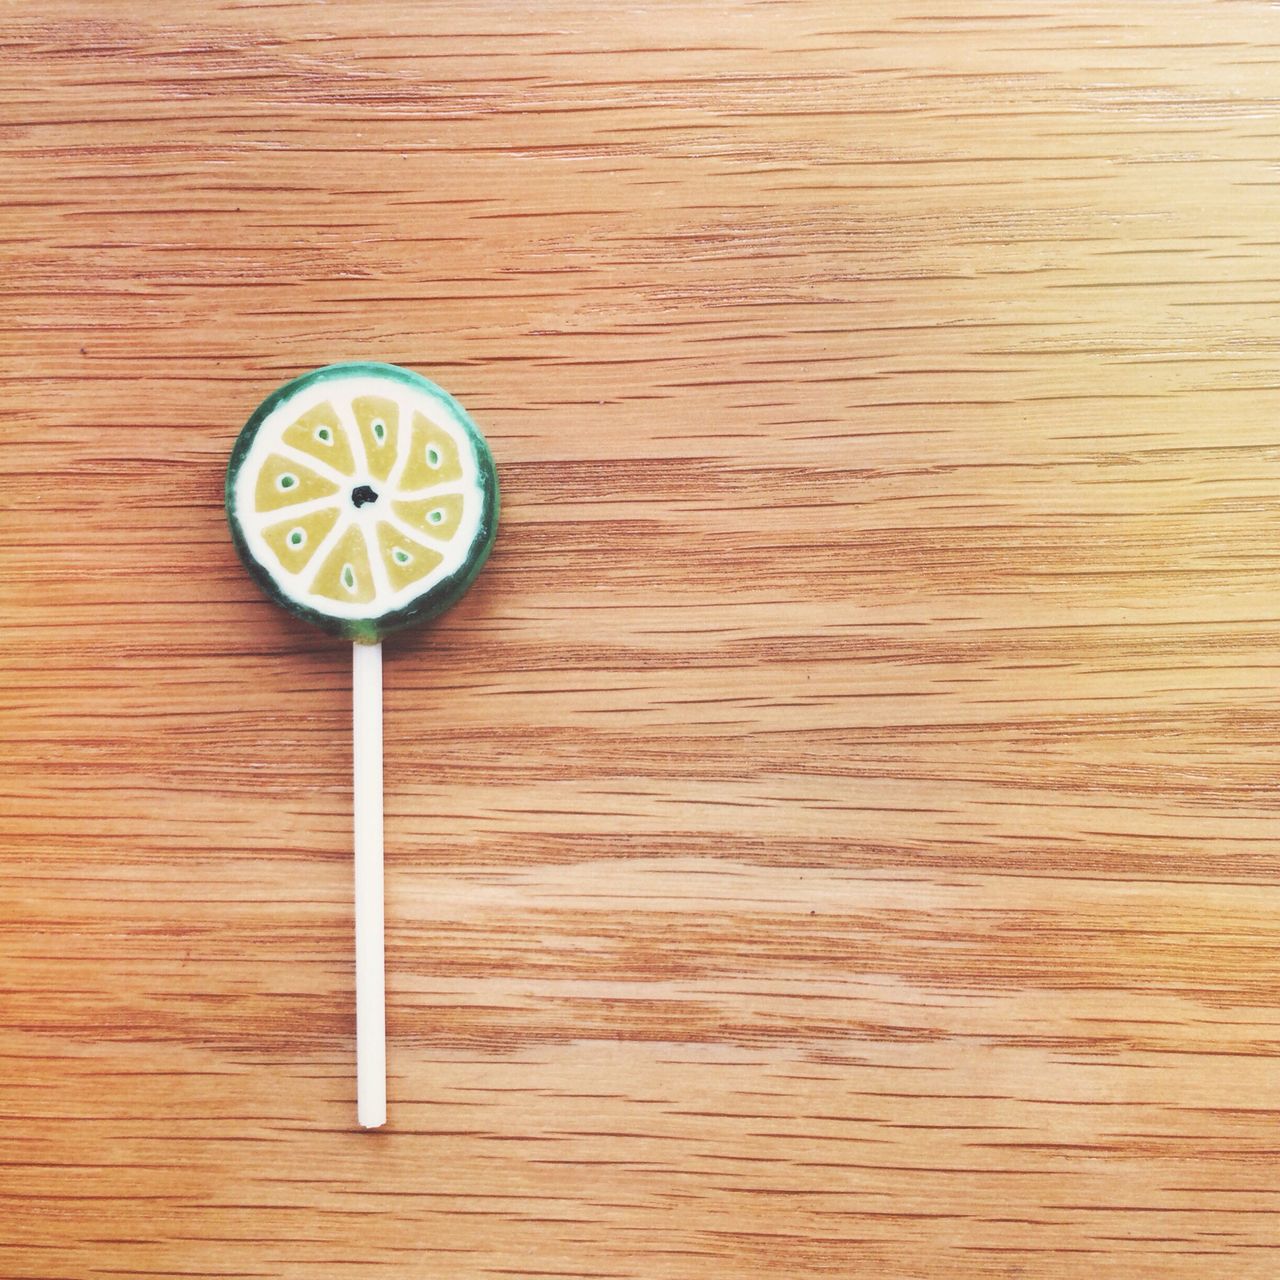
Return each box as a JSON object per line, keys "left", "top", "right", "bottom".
{"left": 4, "top": 1, "right": 1280, "bottom": 1275}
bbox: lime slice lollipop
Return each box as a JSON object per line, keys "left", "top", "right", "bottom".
{"left": 226, "top": 362, "right": 499, "bottom": 1128}
{"left": 226, "top": 361, "right": 497, "bottom": 643}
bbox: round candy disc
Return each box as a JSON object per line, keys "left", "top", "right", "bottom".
{"left": 226, "top": 362, "right": 498, "bottom": 642}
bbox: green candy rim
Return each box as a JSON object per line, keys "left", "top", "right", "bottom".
{"left": 225, "top": 361, "right": 499, "bottom": 643}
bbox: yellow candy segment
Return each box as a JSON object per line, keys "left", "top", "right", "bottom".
{"left": 281, "top": 402, "right": 356, "bottom": 476}
{"left": 254, "top": 454, "right": 341, "bottom": 513}
{"left": 392, "top": 493, "right": 465, "bottom": 542}
{"left": 398, "top": 411, "right": 464, "bottom": 491}
{"left": 352, "top": 395, "right": 399, "bottom": 482}
{"left": 260, "top": 506, "right": 341, "bottom": 575}
{"left": 376, "top": 522, "right": 445, "bottom": 592}
{"left": 309, "top": 524, "right": 375, "bottom": 604}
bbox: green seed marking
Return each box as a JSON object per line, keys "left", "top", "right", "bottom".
{"left": 278, "top": 473, "right": 296, "bottom": 490}
{"left": 428, "top": 508, "right": 444, "bottom": 524}
{"left": 392, "top": 548, "right": 410, "bottom": 565}
{"left": 316, "top": 426, "right": 332, "bottom": 443}
{"left": 341, "top": 564, "right": 356, "bottom": 591}
{"left": 373, "top": 420, "right": 386, "bottom": 440}
{"left": 289, "top": 529, "right": 305, "bottom": 547}
{"left": 426, "top": 446, "right": 441, "bottom": 467}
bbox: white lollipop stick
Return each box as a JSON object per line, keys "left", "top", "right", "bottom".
{"left": 353, "top": 640, "right": 386, "bottom": 1128}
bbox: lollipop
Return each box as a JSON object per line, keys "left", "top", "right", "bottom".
{"left": 226, "top": 361, "right": 498, "bottom": 1128}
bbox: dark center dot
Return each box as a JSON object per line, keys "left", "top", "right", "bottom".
{"left": 351, "top": 484, "right": 379, "bottom": 509}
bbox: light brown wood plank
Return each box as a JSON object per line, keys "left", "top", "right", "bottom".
{"left": 4, "top": 1, "right": 1280, "bottom": 1275}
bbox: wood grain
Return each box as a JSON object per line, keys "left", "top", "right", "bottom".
{"left": 4, "top": 1, "right": 1280, "bottom": 1275}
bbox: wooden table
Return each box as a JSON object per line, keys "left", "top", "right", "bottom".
{"left": 5, "top": 2, "right": 1280, "bottom": 1275}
